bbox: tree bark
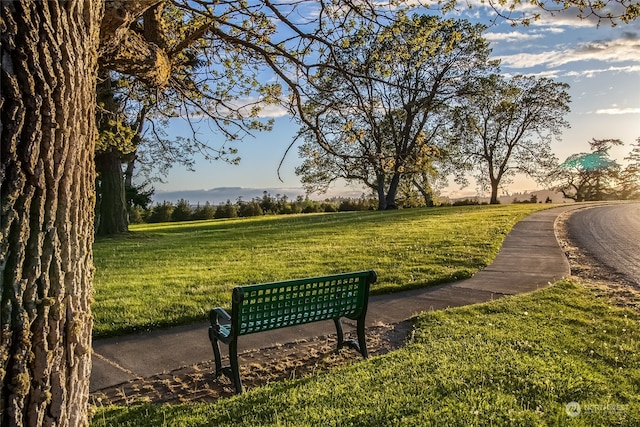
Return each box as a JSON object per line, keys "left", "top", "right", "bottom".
{"left": 99, "top": 0, "right": 170, "bottom": 87}
{"left": 412, "top": 179, "right": 434, "bottom": 207}
{"left": 384, "top": 173, "right": 401, "bottom": 209}
{"left": 1, "top": 1, "right": 101, "bottom": 426}
{"left": 490, "top": 181, "right": 500, "bottom": 204}
{"left": 95, "top": 151, "right": 129, "bottom": 235}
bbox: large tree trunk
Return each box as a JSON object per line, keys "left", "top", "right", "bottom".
{"left": 384, "top": 173, "right": 401, "bottom": 209}
{"left": 412, "top": 178, "right": 434, "bottom": 207}
{"left": 95, "top": 151, "right": 129, "bottom": 235}
{"left": 1, "top": 1, "right": 101, "bottom": 426}
{"left": 489, "top": 181, "right": 500, "bottom": 204}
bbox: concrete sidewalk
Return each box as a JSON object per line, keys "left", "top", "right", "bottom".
{"left": 90, "top": 205, "right": 577, "bottom": 393}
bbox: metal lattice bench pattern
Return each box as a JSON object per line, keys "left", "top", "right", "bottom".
{"left": 239, "top": 276, "right": 365, "bottom": 333}
{"left": 208, "top": 270, "right": 377, "bottom": 393}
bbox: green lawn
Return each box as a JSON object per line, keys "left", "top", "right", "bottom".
{"left": 93, "top": 204, "right": 548, "bottom": 338}
{"left": 92, "top": 280, "right": 640, "bottom": 426}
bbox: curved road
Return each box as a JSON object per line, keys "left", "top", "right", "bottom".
{"left": 567, "top": 203, "right": 640, "bottom": 286}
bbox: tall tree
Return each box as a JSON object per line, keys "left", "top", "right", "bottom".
{"left": 618, "top": 138, "right": 640, "bottom": 200}
{"left": 549, "top": 139, "right": 623, "bottom": 201}
{"left": 95, "top": 76, "right": 139, "bottom": 235}
{"left": 451, "top": 74, "right": 570, "bottom": 204}
{"left": 295, "top": 15, "right": 494, "bottom": 210}
{"left": 1, "top": 2, "right": 101, "bottom": 425}
{"left": 93, "top": 2, "right": 276, "bottom": 235}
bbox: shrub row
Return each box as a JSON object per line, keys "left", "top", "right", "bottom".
{"left": 129, "top": 194, "right": 379, "bottom": 223}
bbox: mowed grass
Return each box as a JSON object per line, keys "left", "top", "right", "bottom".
{"left": 93, "top": 204, "right": 549, "bottom": 338}
{"left": 92, "top": 280, "right": 640, "bottom": 426}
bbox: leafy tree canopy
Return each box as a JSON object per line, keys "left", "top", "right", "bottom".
{"left": 450, "top": 74, "right": 570, "bottom": 204}
{"left": 294, "top": 14, "right": 493, "bottom": 210}
{"left": 549, "top": 138, "right": 624, "bottom": 201}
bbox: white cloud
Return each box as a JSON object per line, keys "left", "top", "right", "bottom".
{"left": 595, "top": 107, "right": 640, "bottom": 115}
{"left": 219, "top": 97, "right": 291, "bottom": 119}
{"left": 397, "top": 0, "right": 627, "bottom": 29}
{"left": 484, "top": 31, "right": 544, "bottom": 42}
{"left": 496, "top": 36, "right": 640, "bottom": 69}
{"left": 251, "top": 103, "right": 291, "bottom": 118}
{"left": 529, "top": 11, "right": 603, "bottom": 28}
{"left": 500, "top": 69, "right": 562, "bottom": 79}
{"left": 496, "top": 51, "right": 562, "bottom": 68}
{"left": 565, "top": 64, "right": 640, "bottom": 78}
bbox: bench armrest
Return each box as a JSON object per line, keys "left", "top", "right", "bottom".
{"left": 214, "top": 307, "right": 231, "bottom": 321}
{"left": 210, "top": 307, "right": 231, "bottom": 327}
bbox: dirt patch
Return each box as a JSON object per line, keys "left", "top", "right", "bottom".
{"left": 91, "top": 320, "right": 414, "bottom": 406}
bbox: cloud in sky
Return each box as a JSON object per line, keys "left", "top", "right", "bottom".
{"left": 496, "top": 34, "right": 640, "bottom": 68}
{"left": 210, "top": 97, "right": 291, "bottom": 119}
{"left": 250, "top": 102, "right": 290, "bottom": 118}
{"left": 595, "top": 107, "right": 640, "bottom": 115}
{"left": 442, "top": 0, "right": 610, "bottom": 27}
{"left": 565, "top": 64, "right": 640, "bottom": 78}
{"left": 529, "top": 10, "right": 606, "bottom": 27}
{"left": 484, "top": 31, "right": 544, "bottom": 42}
{"left": 484, "top": 26, "right": 565, "bottom": 43}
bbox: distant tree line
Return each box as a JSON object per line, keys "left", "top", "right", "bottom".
{"left": 127, "top": 190, "right": 508, "bottom": 224}
{"left": 129, "top": 193, "right": 380, "bottom": 224}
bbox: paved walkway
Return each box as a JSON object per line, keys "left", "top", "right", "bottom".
{"left": 90, "top": 205, "right": 579, "bottom": 393}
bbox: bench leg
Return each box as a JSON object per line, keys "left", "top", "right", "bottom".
{"left": 333, "top": 318, "right": 345, "bottom": 349}
{"left": 229, "top": 339, "right": 243, "bottom": 394}
{"left": 208, "top": 329, "right": 242, "bottom": 393}
{"left": 357, "top": 316, "right": 368, "bottom": 359}
{"left": 335, "top": 317, "right": 368, "bottom": 358}
{"left": 208, "top": 328, "right": 224, "bottom": 377}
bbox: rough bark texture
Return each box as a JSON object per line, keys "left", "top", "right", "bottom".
{"left": 1, "top": 1, "right": 101, "bottom": 426}
{"left": 100, "top": 0, "right": 170, "bottom": 87}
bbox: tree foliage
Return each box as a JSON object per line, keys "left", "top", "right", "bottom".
{"left": 295, "top": 15, "right": 493, "bottom": 210}
{"left": 93, "top": 0, "right": 435, "bottom": 234}
{"left": 450, "top": 74, "right": 570, "bottom": 204}
{"left": 549, "top": 138, "right": 624, "bottom": 201}
{"left": 427, "top": 0, "right": 640, "bottom": 26}
{"left": 618, "top": 138, "right": 640, "bottom": 199}
{"left": 95, "top": 0, "right": 640, "bottom": 233}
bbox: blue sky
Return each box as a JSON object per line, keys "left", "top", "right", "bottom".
{"left": 151, "top": 5, "right": 640, "bottom": 203}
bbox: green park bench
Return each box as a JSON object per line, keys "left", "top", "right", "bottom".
{"left": 208, "top": 270, "right": 377, "bottom": 393}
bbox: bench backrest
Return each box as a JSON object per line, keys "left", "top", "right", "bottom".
{"left": 230, "top": 270, "right": 377, "bottom": 336}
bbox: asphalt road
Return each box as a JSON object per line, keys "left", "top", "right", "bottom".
{"left": 567, "top": 203, "right": 640, "bottom": 286}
